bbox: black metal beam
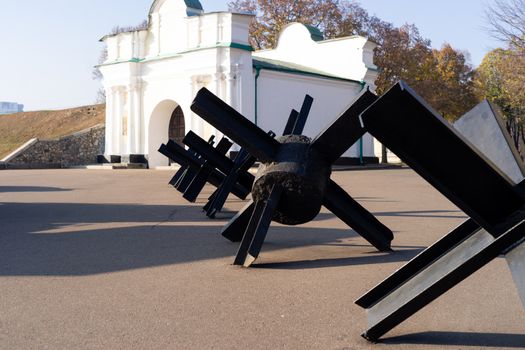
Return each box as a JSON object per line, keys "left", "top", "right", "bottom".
{"left": 234, "top": 184, "right": 283, "bottom": 267}
{"left": 158, "top": 142, "right": 250, "bottom": 199}
{"left": 360, "top": 81, "right": 525, "bottom": 234}
{"left": 183, "top": 132, "right": 234, "bottom": 175}
{"left": 191, "top": 87, "right": 281, "bottom": 163}
{"left": 310, "top": 89, "right": 378, "bottom": 164}
{"left": 323, "top": 179, "right": 393, "bottom": 252}
{"left": 182, "top": 131, "right": 254, "bottom": 191}
{"left": 292, "top": 94, "right": 313, "bottom": 135}
{"left": 169, "top": 166, "right": 187, "bottom": 186}
{"left": 169, "top": 135, "right": 215, "bottom": 189}
{"left": 359, "top": 219, "right": 525, "bottom": 342}
{"left": 183, "top": 167, "right": 213, "bottom": 202}
{"left": 355, "top": 218, "right": 480, "bottom": 308}
{"left": 206, "top": 149, "right": 256, "bottom": 218}
{"left": 175, "top": 168, "right": 197, "bottom": 192}
{"left": 283, "top": 109, "right": 299, "bottom": 136}
{"left": 221, "top": 200, "right": 255, "bottom": 242}
{"left": 182, "top": 137, "right": 233, "bottom": 202}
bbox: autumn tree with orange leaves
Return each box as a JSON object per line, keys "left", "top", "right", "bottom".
{"left": 229, "top": 0, "right": 477, "bottom": 121}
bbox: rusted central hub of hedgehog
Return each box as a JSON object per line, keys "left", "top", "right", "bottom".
{"left": 252, "top": 134, "right": 332, "bottom": 225}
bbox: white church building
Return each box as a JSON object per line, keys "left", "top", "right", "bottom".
{"left": 98, "top": 0, "right": 381, "bottom": 168}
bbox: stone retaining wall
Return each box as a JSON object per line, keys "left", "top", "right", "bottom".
{"left": 3, "top": 124, "right": 105, "bottom": 168}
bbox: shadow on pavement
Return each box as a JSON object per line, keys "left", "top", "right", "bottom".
{"left": 0, "top": 186, "right": 72, "bottom": 193}
{"left": 373, "top": 210, "right": 468, "bottom": 219}
{"left": 253, "top": 247, "right": 423, "bottom": 270}
{"left": 383, "top": 331, "right": 525, "bottom": 348}
{"left": 313, "top": 209, "right": 466, "bottom": 222}
{"left": 0, "top": 201, "right": 417, "bottom": 276}
{"left": 351, "top": 196, "right": 399, "bottom": 203}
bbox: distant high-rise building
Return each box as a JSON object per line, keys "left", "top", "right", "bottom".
{"left": 0, "top": 102, "right": 24, "bottom": 115}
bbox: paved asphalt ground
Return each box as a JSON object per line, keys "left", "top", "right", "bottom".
{"left": 0, "top": 168, "right": 524, "bottom": 349}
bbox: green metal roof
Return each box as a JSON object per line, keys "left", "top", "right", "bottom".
{"left": 149, "top": 0, "right": 203, "bottom": 16}
{"left": 304, "top": 25, "right": 324, "bottom": 41}
{"left": 185, "top": 0, "right": 203, "bottom": 10}
{"left": 252, "top": 56, "right": 361, "bottom": 84}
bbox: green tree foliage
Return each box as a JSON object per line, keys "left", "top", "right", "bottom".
{"left": 228, "top": 0, "right": 342, "bottom": 49}
{"left": 367, "top": 22, "right": 432, "bottom": 95}
{"left": 476, "top": 47, "right": 525, "bottom": 123}
{"left": 425, "top": 44, "right": 478, "bottom": 120}
{"left": 478, "top": 0, "right": 525, "bottom": 125}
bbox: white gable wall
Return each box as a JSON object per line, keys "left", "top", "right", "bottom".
{"left": 256, "top": 69, "right": 372, "bottom": 159}
{"left": 254, "top": 23, "right": 379, "bottom": 89}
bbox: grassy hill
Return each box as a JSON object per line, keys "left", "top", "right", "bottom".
{"left": 0, "top": 104, "right": 105, "bottom": 159}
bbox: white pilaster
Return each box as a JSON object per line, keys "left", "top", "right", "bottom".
{"left": 113, "top": 86, "right": 123, "bottom": 155}
{"left": 190, "top": 76, "right": 200, "bottom": 134}
{"left": 131, "top": 81, "right": 143, "bottom": 154}
{"left": 212, "top": 72, "right": 222, "bottom": 97}
{"left": 126, "top": 85, "right": 134, "bottom": 155}
{"left": 231, "top": 64, "right": 242, "bottom": 152}
{"left": 212, "top": 72, "right": 224, "bottom": 139}
{"left": 104, "top": 87, "right": 114, "bottom": 156}
{"left": 225, "top": 72, "right": 235, "bottom": 108}
{"left": 153, "top": 12, "right": 161, "bottom": 56}
{"left": 233, "top": 63, "right": 242, "bottom": 113}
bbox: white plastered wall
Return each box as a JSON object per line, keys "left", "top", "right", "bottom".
{"left": 254, "top": 23, "right": 379, "bottom": 88}
{"left": 256, "top": 70, "right": 374, "bottom": 158}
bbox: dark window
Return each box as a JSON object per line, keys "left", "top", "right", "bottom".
{"left": 169, "top": 106, "right": 185, "bottom": 145}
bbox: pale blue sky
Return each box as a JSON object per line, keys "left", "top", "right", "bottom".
{"left": 1, "top": 0, "right": 501, "bottom": 111}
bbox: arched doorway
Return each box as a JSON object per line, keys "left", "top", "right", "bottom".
{"left": 148, "top": 100, "right": 186, "bottom": 168}
{"left": 168, "top": 106, "right": 185, "bottom": 145}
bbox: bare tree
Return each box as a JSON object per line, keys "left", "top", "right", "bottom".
{"left": 477, "top": 1, "right": 525, "bottom": 155}
{"left": 487, "top": 0, "right": 525, "bottom": 49}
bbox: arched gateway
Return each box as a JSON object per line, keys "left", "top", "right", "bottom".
{"left": 98, "top": 0, "right": 380, "bottom": 168}
{"left": 148, "top": 100, "right": 185, "bottom": 168}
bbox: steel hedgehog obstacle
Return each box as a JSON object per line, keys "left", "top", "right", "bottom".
{"left": 186, "top": 94, "right": 314, "bottom": 218}
{"left": 158, "top": 136, "right": 252, "bottom": 202}
{"left": 355, "top": 81, "right": 525, "bottom": 342}
{"left": 190, "top": 87, "right": 394, "bottom": 267}
{"left": 168, "top": 134, "right": 217, "bottom": 191}
{"left": 203, "top": 94, "right": 315, "bottom": 218}
{"left": 159, "top": 94, "right": 315, "bottom": 216}
{"left": 163, "top": 135, "right": 235, "bottom": 201}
